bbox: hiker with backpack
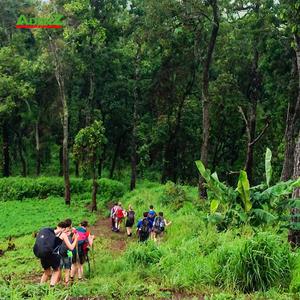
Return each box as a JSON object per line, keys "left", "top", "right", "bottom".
{"left": 148, "top": 205, "right": 156, "bottom": 220}
{"left": 71, "top": 221, "right": 95, "bottom": 281}
{"left": 110, "top": 202, "right": 118, "bottom": 231}
{"left": 33, "top": 221, "right": 79, "bottom": 287}
{"left": 153, "top": 212, "right": 172, "bottom": 242}
{"left": 137, "top": 212, "right": 152, "bottom": 242}
{"left": 147, "top": 205, "right": 156, "bottom": 236}
{"left": 114, "top": 202, "right": 125, "bottom": 232}
{"left": 125, "top": 205, "right": 135, "bottom": 237}
{"left": 59, "top": 219, "right": 74, "bottom": 286}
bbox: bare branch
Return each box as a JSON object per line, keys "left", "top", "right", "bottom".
{"left": 238, "top": 106, "right": 250, "bottom": 141}
{"left": 250, "top": 119, "right": 271, "bottom": 146}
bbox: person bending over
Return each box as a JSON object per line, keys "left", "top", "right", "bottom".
{"left": 33, "top": 221, "right": 78, "bottom": 287}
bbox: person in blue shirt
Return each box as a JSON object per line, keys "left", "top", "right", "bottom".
{"left": 148, "top": 205, "right": 156, "bottom": 219}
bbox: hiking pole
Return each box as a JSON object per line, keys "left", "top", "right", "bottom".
{"left": 91, "top": 243, "right": 96, "bottom": 275}
{"left": 86, "top": 252, "right": 91, "bottom": 278}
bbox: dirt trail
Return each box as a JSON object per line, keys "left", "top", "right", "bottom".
{"left": 90, "top": 216, "right": 128, "bottom": 253}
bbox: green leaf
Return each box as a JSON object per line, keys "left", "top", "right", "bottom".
{"left": 236, "top": 170, "right": 252, "bottom": 212}
{"left": 252, "top": 209, "right": 277, "bottom": 224}
{"left": 265, "top": 147, "right": 272, "bottom": 187}
{"left": 210, "top": 199, "right": 220, "bottom": 214}
{"left": 291, "top": 177, "right": 300, "bottom": 188}
{"left": 195, "top": 160, "right": 210, "bottom": 182}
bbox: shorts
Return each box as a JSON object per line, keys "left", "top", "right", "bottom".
{"left": 41, "top": 254, "right": 61, "bottom": 271}
{"left": 154, "top": 227, "right": 164, "bottom": 235}
{"left": 125, "top": 219, "right": 134, "bottom": 228}
{"left": 72, "top": 244, "right": 87, "bottom": 265}
{"left": 60, "top": 256, "right": 72, "bottom": 270}
{"left": 72, "top": 252, "right": 86, "bottom": 264}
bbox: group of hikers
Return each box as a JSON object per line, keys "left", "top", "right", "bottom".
{"left": 110, "top": 203, "right": 172, "bottom": 242}
{"left": 33, "top": 203, "right": 171, "bottom": 286}
{"left": 33, "top": 219, "right": 94, "bottom": 286}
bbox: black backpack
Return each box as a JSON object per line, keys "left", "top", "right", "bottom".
{"left": 140, "top": 218, "right": 149, "bottom": 235}
{"left": 33, "top": 228, "right": 57, "bottom": 258}
{"left": 154, "top": 216, "right": 165, "bottom": 230}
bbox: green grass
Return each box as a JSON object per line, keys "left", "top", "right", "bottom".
{"left": 0, "top": 196, "right": 97, "bottom": 239}
{"left": 0, "top": 178, "right": 299, "bottom": 299}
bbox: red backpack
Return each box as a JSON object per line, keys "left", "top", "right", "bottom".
{"left": 116, "top": 208, "right": 124, "bottom": 218}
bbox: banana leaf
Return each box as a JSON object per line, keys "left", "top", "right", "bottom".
{"left": 265, "top": 147, "right": 272, "bottom": 187}
{"left": 236, "top": 170, "right": 252, "bottom": 212}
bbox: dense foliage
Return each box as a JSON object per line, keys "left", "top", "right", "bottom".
{"left": 0, "top": 176, "right": 125, "bottom": 202}
{"left": 0, "top": 0, "right": 299, "bottom": 188}
{"left": 0, "top": 180, "right": 300, "bottom": 299}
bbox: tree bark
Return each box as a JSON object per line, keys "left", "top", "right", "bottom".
{"left": 62, "top": 102, "right": 71, "bottom": 205}
{"left": 50, "top": 38, "right": 71, "bottom": 205}
{"left": 86, "top": 73, "right": 95, "bottom": 125}
{"left": 130, "top": 46, "right": 141, "bottom": 191}
{"left": 18, "top": 133, "right": 27, "bottom": 177}
{"left": 282, "top": 35, "right": 300, "bottom": 181}
{"left": 59, "top": 145, "right": 63, "bottom": 177}
{"left": 288, "top": 131, "right": 300, "bottom": 247}
{"left": 2, "top": 121, "right": 10, "bottom": 177}
{"left": 198, "top": 0, "right": 219, "bottom": 198}
{"left": 35, "top": 122, "right": 41, "bottom": 176}
{"left": 288, "top": 34, "right": 300, "bottom": 247}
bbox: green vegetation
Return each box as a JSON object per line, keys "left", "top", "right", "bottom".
{"left": 0, "top": 0, "right": 300, "bottom": 298}
{"left": 0, "top": 177, "right": 125, "bottom": 202}
{"left": 0, "top": 178, "right": 299, "bottom": 299}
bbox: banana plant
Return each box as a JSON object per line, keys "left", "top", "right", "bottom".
{"left": 236, "top": 170, "right": 252, "bottom": 212}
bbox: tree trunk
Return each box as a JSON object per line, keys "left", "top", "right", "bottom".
{"left": 282, "top": 34, "right": 300, "bottom": 181}
{"left": 86, "top": 73, "right": 95, "bottom": 125}
{"left": 288, "top": 34, "right": 300, "bottom": 246}
{"left": 130, "top": 46, "right": 141, "bottom": 191}
{"left": 110, "top": 136, "right": 122, "bottom": 179}
{"left": 50, "top": 38, "right": 71, "bottom": 205}
{"left": 288, "top": 131, "right": 300, "bottom": 247}
{"left": 18, "top": 134, "right": 27, "bottom": 177}
{"left": 198, "top": 0, "right": 219, "bottom": 198}
{"left": 59, "top": 145, "right": 63, "bottom": 177}
{"left": 91, "top": 154, "right": 98, "bottom": 212}
{"left": 130, "top": 120, "right": 137, "bottom": 191}
{"left": 245, "top": 73, "right": 258, "bottom": 184}
{"left": 281, "top": 103, "right": 296, "bottom": 181}
{"left": 35, "top": 122, "right": 41, "bottom": 176}
{"left": 2, "top": 121, "right": 10, "bottom": 177}
{"left": 62, "top": 105, "right": 71, "bottom": 206}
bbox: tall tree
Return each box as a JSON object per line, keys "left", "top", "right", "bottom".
{"left": 74, "top": 120, "right": 106, "bottom": 212}
{"left": 48, "top": 36, "right": 71, "bottom": 205}
{"left": 281, "top": 0, "right": 300, "bottom": 180}
{"left": 198, "top": 0, "right": 220, "bottom": 197}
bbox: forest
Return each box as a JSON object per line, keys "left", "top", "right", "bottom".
{"left": 0, "top": 0, "right": 300, "bottom": 299}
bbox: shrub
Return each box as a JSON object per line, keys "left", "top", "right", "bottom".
{"left": 0, "top": 177, "right": 125, "bottom": 201}
{"left": 98, "top": 178, "right": 126, "bottom": 202}
{"left": 215, "top": 232, "right": 292, "bottom": 292}
{"left": 289, "top": 251, "right": 300, "bottom": 293}
{"left": 160, "top": 181, "right": 187, "bottom": 210}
